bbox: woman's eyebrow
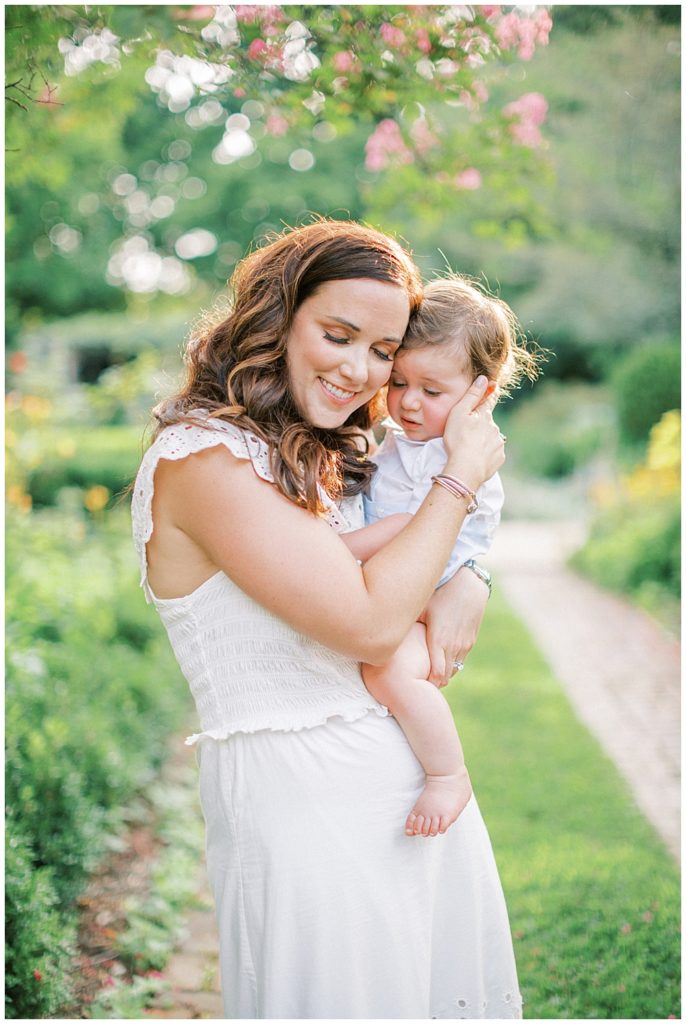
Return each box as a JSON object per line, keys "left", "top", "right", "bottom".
{"left": 329, "top": 315, "right": 402, "bottom": 345}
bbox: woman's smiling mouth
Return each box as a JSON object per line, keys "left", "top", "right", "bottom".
{"left": 318, "top": 377, "right": 358, "bottom": 403}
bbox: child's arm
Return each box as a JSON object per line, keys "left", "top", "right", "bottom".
{"left": 341, "top": 513, "right": 413, "bottom": 563}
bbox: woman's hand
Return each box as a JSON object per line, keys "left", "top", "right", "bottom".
{"left": 418, "top": 565, "right": 490, "bottom": 687}
{"left": 441, "top": 377, "right": 505, "bottom": 492}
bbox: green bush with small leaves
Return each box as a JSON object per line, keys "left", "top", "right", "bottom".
{"left": 5, "top": 826, "right": 76, "bottom": 1019}
{"left": 5, "top": 504, "right": 190, "bottom": 1018}
{"left": 570, "top": 496, "right": 680, "bottom": 603}
{"left": 612, "top": 342, "right": 680, "bottom": 446}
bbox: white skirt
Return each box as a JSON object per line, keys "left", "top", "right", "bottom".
{"left": 197, "top": 710, "right": 522, "bottom": 1020}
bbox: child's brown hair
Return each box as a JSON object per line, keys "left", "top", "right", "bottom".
{"left": 403, "top": 274, "right": 541, "bottom": 397}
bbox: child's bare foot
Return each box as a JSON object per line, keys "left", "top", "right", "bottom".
{"left": 405, "top": 770, "right": 472, "bottom": 837}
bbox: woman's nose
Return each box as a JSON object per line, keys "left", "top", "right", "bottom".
{"left": 340, "top": 347, "right": 369, "bottom": 386}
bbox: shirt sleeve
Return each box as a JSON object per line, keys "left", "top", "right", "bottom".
{"left": 436, "top": 472, "right": 504, "bottom": 587}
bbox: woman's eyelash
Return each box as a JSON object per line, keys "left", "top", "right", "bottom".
{"left": 324, "top": 332, "right": 394, "bottom": 363}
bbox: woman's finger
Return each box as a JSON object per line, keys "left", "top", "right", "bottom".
{"left": 426, "top": 635, "right": 448, "bottom": 687}
{"left": 455, "top": 374, "right": 489, "bottom": 415}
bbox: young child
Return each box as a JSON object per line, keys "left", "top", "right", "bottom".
{"left": 341, "top": 275, "right": 539, "bottom": 839}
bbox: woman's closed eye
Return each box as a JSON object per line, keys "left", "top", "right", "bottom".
{"left": 324, "top": 331, "right": 394, "bottom": 363}
{"left": 372, "top": 348, "right": 394, "bottom": 362}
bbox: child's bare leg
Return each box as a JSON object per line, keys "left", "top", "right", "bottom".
{"left": 362, "top": 623, "right": 472, "bottom": 838}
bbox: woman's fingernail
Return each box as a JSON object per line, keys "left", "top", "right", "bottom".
{"left": 475, "top": 375, "right": 487, "bottom": 387}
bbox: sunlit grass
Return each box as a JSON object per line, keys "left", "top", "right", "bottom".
{"left": 449, "top": 592, "right": 680, "bottom": 1020}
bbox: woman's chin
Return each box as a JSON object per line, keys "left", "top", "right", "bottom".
{"left": 305, "top": 400, "right": 362, "bottom": 430}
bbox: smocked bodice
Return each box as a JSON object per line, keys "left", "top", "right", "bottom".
{"left": 131, "top": 413, "right": 387, "bottom": 744}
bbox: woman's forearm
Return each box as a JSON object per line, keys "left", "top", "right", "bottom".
{"left": 359, "top": 483, "right": 472, "bottom": 660}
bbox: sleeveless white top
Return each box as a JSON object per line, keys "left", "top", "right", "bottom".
{"left": 131, "top": 413, "right": 388, "bottom": 745}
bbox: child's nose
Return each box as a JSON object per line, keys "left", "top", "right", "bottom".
{"left": 401, "top": 388, "right": 421, "bottom": 410}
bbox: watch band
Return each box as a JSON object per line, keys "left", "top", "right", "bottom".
{"left": 462, "top": 558, "right": 492, "bottom": 597}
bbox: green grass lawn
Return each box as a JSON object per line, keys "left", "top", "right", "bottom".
{"left": 449, "top": 592, "right": 680, "bottom": 1020}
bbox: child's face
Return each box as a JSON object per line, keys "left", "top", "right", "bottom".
{"left": 386, "top": 345, "right": 473, "bottom": 442}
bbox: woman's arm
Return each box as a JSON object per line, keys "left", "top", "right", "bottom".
{"left": 340, "top": 513, "right": 412, "bottom": 563}
{"left": 419, "top": 566, "right": 491, "bottom": 686}
{"left": 148, "top": 377, "right": 503, "bottom": 665}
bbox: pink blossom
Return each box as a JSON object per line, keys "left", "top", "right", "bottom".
{"left": 495, "top": 9, "right": 551, "bottom": 60}
{"left": 365, "top": 119, "right": 414, "bottom": 172}
{"left": 380, "top": 23, "right": 407, "bottom": 49}
{"left": 233, "top": 87, "right": 247, "bottom": 98}
{"left": 247, "top": 38, "right": 267, "bottom": 59}
{"left": 533, "top": 7, "right": 553, "bottom": 44}
{"left": 504, "top": 92, "right": 548, "bottom": 126}
{"left": 233, "top": 4, "right": 282, "bottom": 23}
{"left": 33, "top": 969, "right": 43, "bottom": 982}
{"left": 410, "top": 118, "right": 439, "bottom": 156}
{"left": 333, "top": 50, "right": 356, "bottom": 73}
{"left": 473, "top": 80, "right": 489, "bottom": 104}
{"left": 415, "top": 28, "right": 432, "bottom": 54}
{"left": 503, "top": 92, "right": 548, "bottom": 148}
{"left": 185, "top": 6, "right": 217, "bottom": 20}
{"left": 481, "top": 4, "right": 502, "bottom": 19}
{"left": 266, "top": 113, "right": 289, "bottom": 136}
{"left": 459, "top": 83, "right": 488, "bottom": 112}
{"left": 235, "top": 5, "right": 261, "bottom": 21}
{"left": 510, "top": 120, "right": 543, "bottom": 146}
{"left": 455, "top": 168, "right": 482, "bottom": 190}
{"left": 515, "top": 18, "right": 536, "bottom": 60}
{"left": 495, "top": 12, "right": 521, "bottom": 50}
{"left": 103, "top": 975, "right": 116, "bottom": 987}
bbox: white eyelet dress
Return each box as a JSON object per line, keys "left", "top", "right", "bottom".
{"left": 131, "top": 413, "right": 523, "bottom": 1020}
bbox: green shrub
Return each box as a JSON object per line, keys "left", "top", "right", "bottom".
{"left": 571, "top": 495, "right": 680, "bottom": 601}
{"left": 25, "top": 426, "right": 144, "bottom": 506}
{"left": 5, "top": 505, "right": 190, "bottom": 1017}
{"left": 499, "top": 381, "right": 615, "bottom": 479}
{"left": 612, "top": 342, "right": 681, "bottom": 445}
{"left": 5, "top": 825, "right": 76, "bottom": 1019}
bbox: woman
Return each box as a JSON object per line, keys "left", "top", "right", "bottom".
{"left": 132, "top": 220, "right": 521, "bottom": 1019}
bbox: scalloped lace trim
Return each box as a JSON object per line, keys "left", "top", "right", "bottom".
{"left": 132, "top": 411, "right": 349, "bottom": 602}
{"left": 185, "top": 700, "right": 390, "bottom": 745}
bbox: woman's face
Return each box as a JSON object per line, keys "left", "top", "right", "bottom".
{"left": 286, "top": 278, "right": 410, "bottom": 429}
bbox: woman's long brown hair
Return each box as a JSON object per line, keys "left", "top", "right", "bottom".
{"left": 153, "top": 220, "right": 423, "bottom": 513}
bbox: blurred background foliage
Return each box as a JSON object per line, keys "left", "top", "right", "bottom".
{"left": 5, "top": 4, "right": 680, "bottom": 1018}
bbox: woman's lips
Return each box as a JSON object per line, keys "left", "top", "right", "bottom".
{"left": 318, "top": 377, "right": 358, "bottom": 404}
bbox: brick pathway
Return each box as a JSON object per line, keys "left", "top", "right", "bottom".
{"left": 150, "top": 865, "right": 223, "bottom": 1019}
{"left": 488, "top": 519, "right": 681, "bottom": 863}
